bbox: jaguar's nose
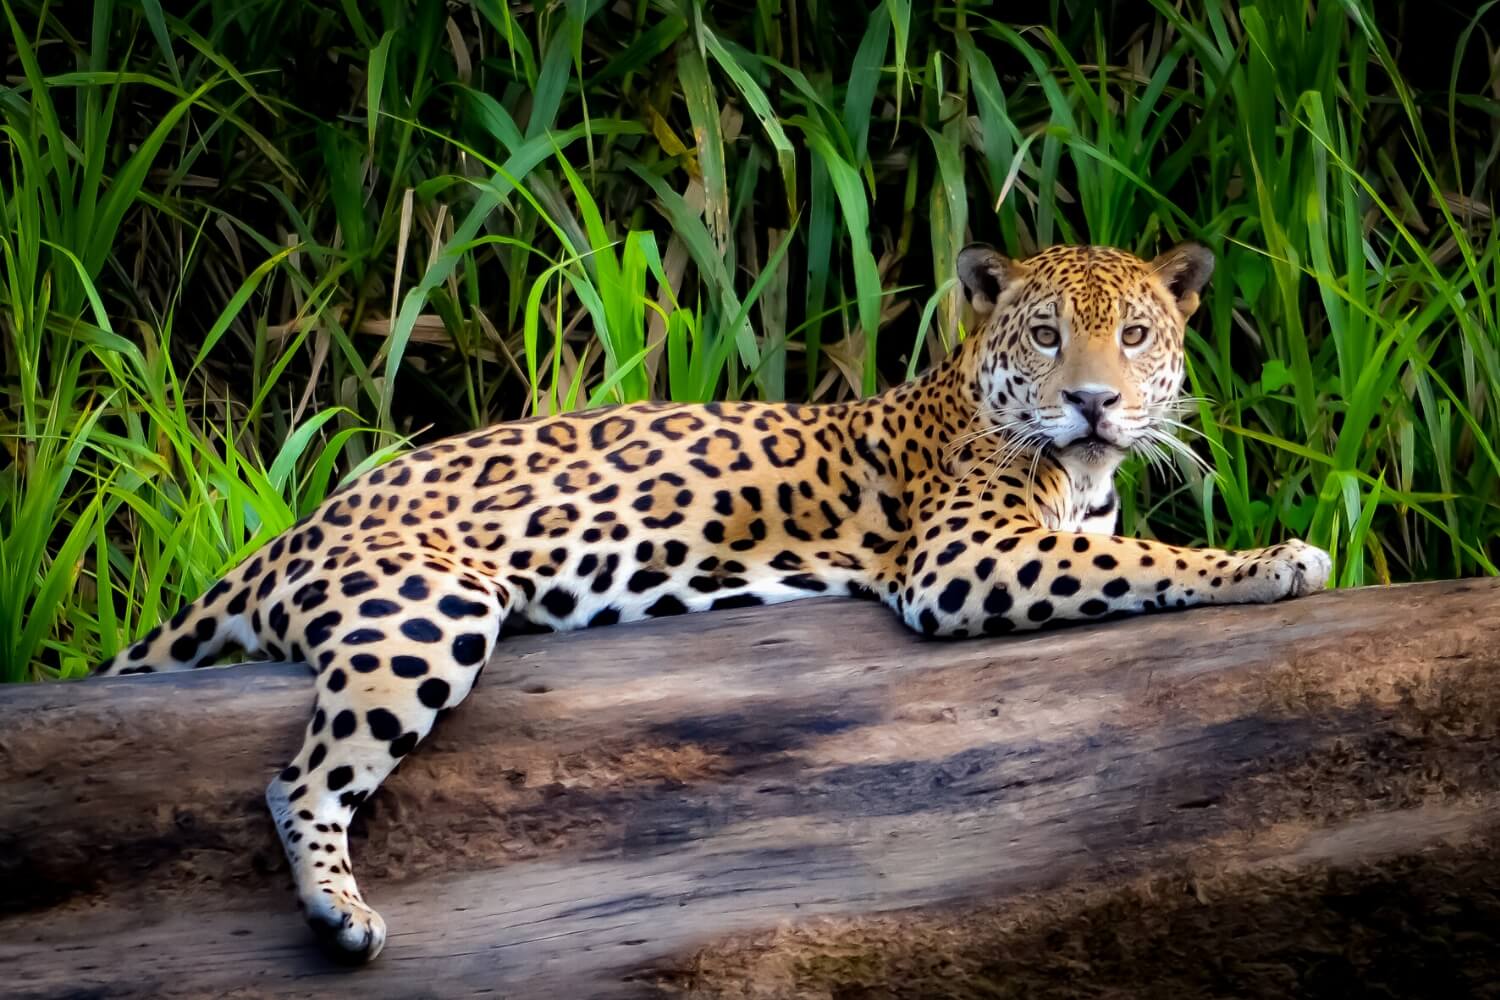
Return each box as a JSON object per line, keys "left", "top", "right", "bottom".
{"left": 1061, "top": 388, "right": 1121, "bottom": 429}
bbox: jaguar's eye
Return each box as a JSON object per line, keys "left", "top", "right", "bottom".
{"left": 1121, "top": 325, "right": 1150, "bottom": 348}
{"left": 1031, "top": 325, "right": 1060, "bottom": 350}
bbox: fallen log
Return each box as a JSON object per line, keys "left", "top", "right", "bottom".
{"left": 2, "top": 578, "right": 1498, "bottom": 998}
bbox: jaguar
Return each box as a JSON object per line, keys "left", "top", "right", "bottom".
{"left": 97, "top": 241, "right": 1332, "bottom": 962}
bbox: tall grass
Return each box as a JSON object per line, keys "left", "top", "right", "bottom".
{"left": 1, "top": 0, "right": 1496, "bottom": 681}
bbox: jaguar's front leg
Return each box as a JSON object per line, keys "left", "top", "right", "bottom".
{"left": 900, "top": 524, "right": 1332, "bottom": 638}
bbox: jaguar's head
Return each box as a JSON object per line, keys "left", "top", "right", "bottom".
{"left": 957, "top": 241, "right": 1213, "bottom": 471}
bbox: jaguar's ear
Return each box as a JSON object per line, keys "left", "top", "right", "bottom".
{"left": 957, "top": 244, "right": 1022, "bottom": 317}
{"left": 1150, "top": 242, "right": 1215, "bottom": 318}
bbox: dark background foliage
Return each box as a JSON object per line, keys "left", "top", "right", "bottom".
{"left": 1, "top": 0, "right": 1496, "bottom": 679}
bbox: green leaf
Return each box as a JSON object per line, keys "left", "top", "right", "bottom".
{"left": 367, "top": 30, "right": 395, "bottom": 150}
{"left": 676, "top": 38, "right": 730, "bottom": 252}
{"left": 843, "top": 4, "right": 889, "bottom": 171}
{"left": 1259, "top": 359, "right": 1292, "bottom": 393}
{"left": 700, "top": 23, "right": 797, "bottom": 217}
{"left": 801, "top": 126, "right": 883, "bottom": 395}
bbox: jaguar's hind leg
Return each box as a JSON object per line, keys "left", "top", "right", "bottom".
{"left": 265, "top": 564, "right": 509, "bottom": 963}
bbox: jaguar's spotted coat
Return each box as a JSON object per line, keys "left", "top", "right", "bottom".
{"left": 96, "top": 242, "right": 1331, "bottom": 962}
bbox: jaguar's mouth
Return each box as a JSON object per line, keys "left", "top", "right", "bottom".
{"left": 1054, "top": 432, "right": 1125, "bottom": 463}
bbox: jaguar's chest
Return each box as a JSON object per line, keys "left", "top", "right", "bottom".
{"left": 1035, "top": 469, "right": 1120, "bottom": 535}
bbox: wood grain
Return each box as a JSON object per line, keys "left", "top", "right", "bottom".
{"left": 2, "top": 579, "right": 1498, "bottom": 998}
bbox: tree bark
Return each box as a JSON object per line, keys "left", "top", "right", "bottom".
{"left": 2, "top": 579, "right": 1498, "bottom": 998}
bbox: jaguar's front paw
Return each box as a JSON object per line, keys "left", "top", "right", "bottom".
{"left": 1257, "top": 539, "right": 1333, "bottom": 600}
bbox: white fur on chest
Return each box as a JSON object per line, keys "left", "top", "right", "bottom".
{"left": 1036, "top": 457, "right": 1120, "bottom": 534}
